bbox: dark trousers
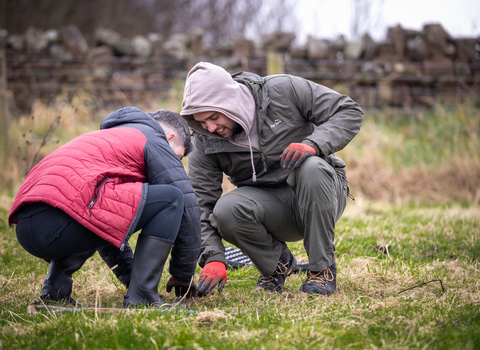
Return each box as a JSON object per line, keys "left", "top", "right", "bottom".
{"left": 15, "top": 184, "right": 184, "bottom": 261}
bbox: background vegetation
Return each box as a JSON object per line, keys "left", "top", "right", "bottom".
{"left": 0, "top": 90, "right": 479, "bottom": 349}
{"left": 1, "top": 0, "right": 297, "bottom": 45}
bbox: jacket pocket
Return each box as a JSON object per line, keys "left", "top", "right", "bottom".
{"left": 88, "top": 177, "right": 111, "bottom": 216}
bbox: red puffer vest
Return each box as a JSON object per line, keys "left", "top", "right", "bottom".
{"left": 10, "top": 106, "right": 201, "bottom": 282}
{"left": 9, "top": 127, "right": 147, "bottom": 247}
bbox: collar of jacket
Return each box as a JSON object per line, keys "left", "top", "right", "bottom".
{"left": 232, "top": 72, "right": 271, "bottom": 133}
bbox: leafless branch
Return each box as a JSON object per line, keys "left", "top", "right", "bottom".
{"left": 397, "top": 279, "right": 445, "bottom": 295}
{"left": 2, "top": 0, "right": 298, "bottom": 45}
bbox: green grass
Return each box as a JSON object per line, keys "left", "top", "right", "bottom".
{"left": 1, "top": 202, "right": 479, "bottom": 349}
{"left": 1, "top": 97, "right": 479, "bottom": 348}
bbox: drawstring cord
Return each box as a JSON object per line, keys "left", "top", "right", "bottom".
{"left": 247, "top": 135, "right": 257, "bottom": 182}
{"left": 347, "top": 186, "right": 355, "bottom": 201}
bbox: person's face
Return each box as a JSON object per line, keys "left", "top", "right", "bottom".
{"left": 193, "top": 111, "right": 240, "bottom": 139}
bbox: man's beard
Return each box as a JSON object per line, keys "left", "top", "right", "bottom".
{"left": 230, "top": 123, "right": 244, "bottom": 140}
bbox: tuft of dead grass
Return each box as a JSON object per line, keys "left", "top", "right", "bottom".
{"left": 194, "top": 310, "right": 231, "bottom": 327}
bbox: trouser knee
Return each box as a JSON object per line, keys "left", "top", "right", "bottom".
{"left": 137, "top": 185, "right": 184, "bottom": 241}
{"left": 211, "top": 192, "right": 257, "bottom": 243}
{"left": 293, "top": 156, "right": 337, "bottom": 193}
{"left": 289, "top": 156, "right": 342, "bottom": 219}
{"left": 158, "top": 185, "right": 184, "bottom": 211}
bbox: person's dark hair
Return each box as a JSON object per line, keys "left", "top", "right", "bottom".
{"left": 149, "top": 110, "right": 194, "bottom": 156}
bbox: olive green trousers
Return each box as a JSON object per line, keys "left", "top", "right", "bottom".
{"left": 210, "top": 156, "right": 348, "bottom": 275}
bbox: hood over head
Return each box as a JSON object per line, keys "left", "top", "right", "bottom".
{"left": 100, "top": 106, "right": 164, "bottom": 136}
{"left": 180, "top": 62, "right": 258, "bottom": 181}
{"left": 180, "top": 62, "right": 255, "bottom": 141}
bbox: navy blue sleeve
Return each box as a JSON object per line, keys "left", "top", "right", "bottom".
{"left": 117, "top": 115, "right": 201, "bottom": 282}
{"left": 143, "top": 139, "right": 201, "bottom": 282}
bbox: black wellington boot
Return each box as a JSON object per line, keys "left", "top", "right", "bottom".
{"left": 98, "top": 243, "right": 133, "bottom": 288}
{"left": 123, "top": 234, "right": 173, "bottom": 308}
{"left": 40, "top": 249, "right": 97, "bottom": 304}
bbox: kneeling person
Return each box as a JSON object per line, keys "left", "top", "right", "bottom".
{"left": 180, "top": 62, "right": 363, "bottom": 296}
{"left": 9, "top": 108, "right": 201, "bottom": 307}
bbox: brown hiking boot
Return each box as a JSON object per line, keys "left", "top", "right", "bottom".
{"left": 254, "top": 243, "right": 297, "bottom": 293}
{"left": 300, "top": 263, "right": 336, "bottom": 295}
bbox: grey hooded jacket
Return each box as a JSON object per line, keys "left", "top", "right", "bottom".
{"left": 183, "top": 69, "right": 364, "bottom": 267}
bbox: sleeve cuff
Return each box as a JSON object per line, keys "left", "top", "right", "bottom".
{"left": 204, "top": 256, "right": 227, "bottom": 268}
{"left": 302, "top": 139, "right": 324, "bottom": 158}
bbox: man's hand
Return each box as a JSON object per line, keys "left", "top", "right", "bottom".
{"left": 197, "top": 261, "right": 227, "bottom": 297}
{"left": 166, "top": 276, "right": 197, "bottom": 298}
{"left": 280, "top": 143, "right": 317, "bottom": 169}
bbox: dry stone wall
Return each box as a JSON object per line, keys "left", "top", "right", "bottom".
{"left": 3, "top": 23, "right": 480, "bottom": 112}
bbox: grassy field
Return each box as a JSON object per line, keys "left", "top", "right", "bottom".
{"left": 0, "top": 96, "right": 479, "bottom": 349}
{"left": 1, "top": 203, "right": 479, "bottom": 349}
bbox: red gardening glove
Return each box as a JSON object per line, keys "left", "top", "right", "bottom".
{"left": 280, "top": 143, "right": 317, "bottom": 169}
{"left": 166, "top": 276, "right": 197, "bottom": 298}
{"left": 197, "top": 261, "right": 227, "bottom": 297}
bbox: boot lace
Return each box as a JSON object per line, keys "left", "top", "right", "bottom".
{"left": 257, "top": 275, "right": 275, "bottom": 287}
{"left": 274, "top": 259, "right": 290, "bottom": 275}
{"left": 257, "top": 260, "right": 290, "bottom": 287}
{"left": 306, "top": 268, "right": 334, "bottom": 286}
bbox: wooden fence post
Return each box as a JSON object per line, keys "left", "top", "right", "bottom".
{"left": 266, "top": 51, "right": 284, "bottom": 75}
{"left": 0, "top": 29, "right": 8, "bottom": 165}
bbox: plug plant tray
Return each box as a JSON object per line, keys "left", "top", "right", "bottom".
{"left": 225, "top": 246, "right": 309, "bottom": 273}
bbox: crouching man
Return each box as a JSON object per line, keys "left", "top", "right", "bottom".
{"left": 9, "top": 107, "right": 201, "bottom": 307}
{"left": 180, "top": 62, "right": 363, "bottom": 296}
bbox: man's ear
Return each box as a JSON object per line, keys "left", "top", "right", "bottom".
{"left": 166, "top": 133, "right": 175, "bottom": 142}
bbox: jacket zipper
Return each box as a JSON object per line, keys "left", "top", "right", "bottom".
{"left": 260, "top": 98, "right": 283, "bottom": 183}
{"left": 259, "top": 152, "right": 267, "bottom": 173}
{"left": 89, "top": 177, "right": 111, "bottom": 216}
{"left": 257, "top": 98, "right": 281, "bottom": 181}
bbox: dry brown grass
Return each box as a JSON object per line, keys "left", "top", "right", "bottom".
{"left": 220, "top": 151, "right": 480, "bottom": 205}
{"left": 2, "top": 88, "right": 184, "bottom": 194}
{"left": 346, "top": 154, "right": 480, "bottom": 205}
{"left": 2, "top": 92, "right": 479, "bottom": 209}
{"left": 339, "top": 102, "right": 480, "bottom": 205}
